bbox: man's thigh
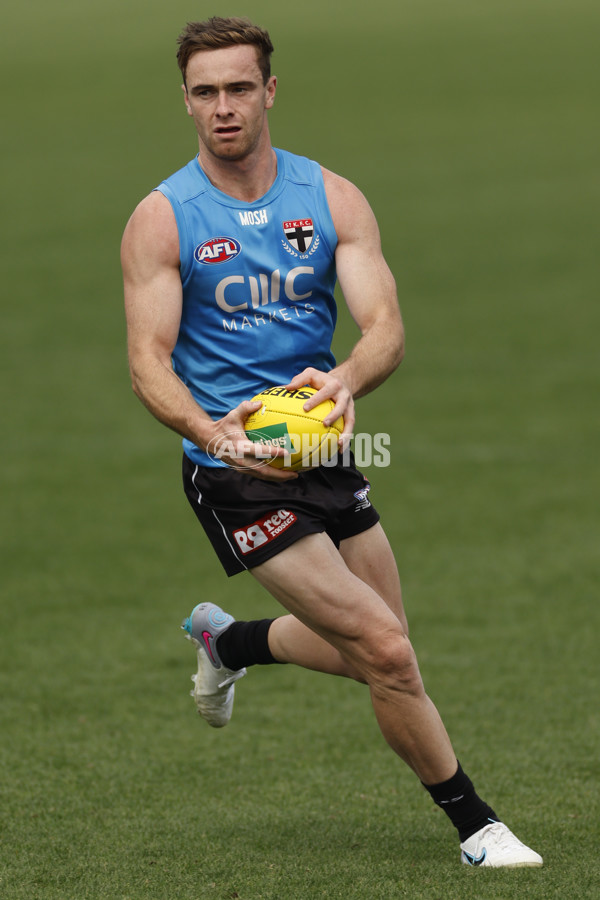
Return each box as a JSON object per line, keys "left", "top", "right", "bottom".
{"left": 339, "top": 522, "right": 408, "bottom": 633}
{"left": 250, "top": 530, "right": 405, "bottom": 659}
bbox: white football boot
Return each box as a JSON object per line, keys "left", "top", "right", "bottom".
{"left": 460, "top": 820, "right": 543, "bottom": 867}
{"left": 181, "top": 602, "right": 246, "bottom": 728}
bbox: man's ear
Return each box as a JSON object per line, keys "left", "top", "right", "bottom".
{"left": 265, "top": 75, "right": 277, "bottom": 110}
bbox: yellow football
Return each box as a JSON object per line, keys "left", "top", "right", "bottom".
{"left": 244, "top": 386, "right": 344, "bottom": 470}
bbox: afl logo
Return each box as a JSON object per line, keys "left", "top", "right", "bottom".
{"left": 194, "top": 237, "right": 241, "bottom": 265}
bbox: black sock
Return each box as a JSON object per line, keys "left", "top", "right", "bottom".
{"left": 422, "top": 761, "right": 499, "bottom": 842}
{"left": 216, "top": 618, "right": 284, "bottom": 671}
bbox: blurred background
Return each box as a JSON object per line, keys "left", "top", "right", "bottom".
{"left": 1, "top": 1, "right": 598, "bottom": 897}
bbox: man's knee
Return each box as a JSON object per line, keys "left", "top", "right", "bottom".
{"left": 360, "top": 630, "right": 424, "bottom": 698}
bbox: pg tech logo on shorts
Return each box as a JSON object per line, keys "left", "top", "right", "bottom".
{"left": 233, "top": 509, "right": 297, "bottom": 555}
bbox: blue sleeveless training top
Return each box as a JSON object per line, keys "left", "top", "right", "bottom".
{"left": 156, "top": 148, "right": 339, "bottom": 466}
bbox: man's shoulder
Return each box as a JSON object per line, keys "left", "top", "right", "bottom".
{"left": 121, "top": 190, "right": 179, "bottom": 264}
{"left": 157, "top": 157, "right": 208, "bottom": 203}
{"left": 275, "top": 150, "right": 374, "bottom": 240}
{"left": 320, "top": 166, "right": 363, "bottom": 198}
{"left": 320, "top": 167, "right": 373, "bottom": 233}
{"left": 276, "top": 147, "right": 324, "bottom": 187}
{"left": 276, "top": 149, "right": 361, "bottom": 203}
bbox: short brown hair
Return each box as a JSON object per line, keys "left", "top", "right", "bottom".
{"left": 177, "top": 17, "right": 274, "bottom": 86}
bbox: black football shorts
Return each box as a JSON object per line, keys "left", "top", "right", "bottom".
{"left": 182, "top": 451, "right": 380, "bottom": 576}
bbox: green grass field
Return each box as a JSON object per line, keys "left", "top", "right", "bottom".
{"left": 1, "top": 1, "right": 599, "bottom": 897}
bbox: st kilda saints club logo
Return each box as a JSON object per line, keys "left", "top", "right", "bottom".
{"left": 281, "top": 218, "right": 320, "bottom": 259}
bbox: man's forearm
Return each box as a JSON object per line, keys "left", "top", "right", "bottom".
{"left": 129, "top": 353, "right": 215, "bottom": 450}
{"left": 334, "top": 312, "right": 404, "bottom": 400}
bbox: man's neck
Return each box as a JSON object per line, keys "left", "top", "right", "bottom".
{"left": 197, "top": 144, "right": 278, "bottom": 204}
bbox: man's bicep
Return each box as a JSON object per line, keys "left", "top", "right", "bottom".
{"left": 325, "top": 169, "right": 400, "bottom": 332}
{"left": 335, "top": 229, "right": 400, "bottom": 335}
{"left": 124, "top": 270, "right": 183, "bottom": 366}
{"left": 122, "top": 194, "right": 183, "bottom": 362}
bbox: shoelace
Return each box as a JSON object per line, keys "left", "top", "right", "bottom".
{"left": 482, "top": 823, "right": 521, "bottom": 852}
{"left": 218, "top": 669, "right": 246, "bottom": 689}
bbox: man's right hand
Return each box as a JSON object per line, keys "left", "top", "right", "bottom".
{"left": 203, "top": 400, "right": 298, "bottom": 481}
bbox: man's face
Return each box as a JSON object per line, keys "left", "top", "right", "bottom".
{"left": 183, "top": 44, "right": 276, "bottom": 162}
